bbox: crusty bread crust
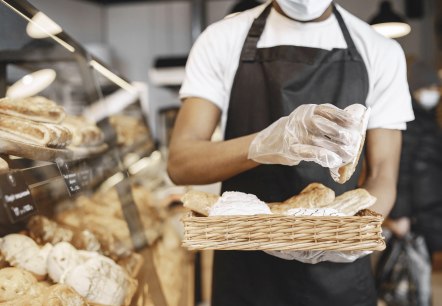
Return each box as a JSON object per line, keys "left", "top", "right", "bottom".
{"left": 334, "top": 105, "right": 371, "bottom": 184}
{"left": 0, "top": 96, "right": 65, "bottom": 124}
{"left": 327, "top": 188, "right": 376, "bottom": 216}
{"left": 269, "top": 183, "right": 335, "bottom": 214}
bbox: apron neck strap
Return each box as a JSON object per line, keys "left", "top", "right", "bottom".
{"left": 240, "top": 3, "right": 272, "bottom": 62}
{"left": 240, "top": 2, "right": 359, "bottom": 62}
{"left": 332, "top": 4, "right": 358, "bottom": 55}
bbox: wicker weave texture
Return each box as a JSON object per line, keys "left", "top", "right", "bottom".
{"left": 182, "top": 211, "right": 385, "bottom": 251}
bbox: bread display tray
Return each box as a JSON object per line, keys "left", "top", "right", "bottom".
{"left": 182, "top": 209, "right": 385, "bottom": 252}
{"left": 0, "top": 138, "right": 73, "bottom": 161}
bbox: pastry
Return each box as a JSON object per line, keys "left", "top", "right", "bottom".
{"left": 0, "top": 96, "right": 65, "bottom": 124}
{"left": 28, "top": 215, "right": 74, "bottom": 245}
{"left": 27, "top": 215, "right": 101, "bottom": 253}
{"left": 332, "top": 104, "right": 371, "bottom": 184}
{"left": 269, "top": 183, "right": 335, "bottom": 214}
{"left": 327, "top": 188, "right": 377, "bottom": 216}
{"left": 181, "top": 190, "right": 219, "bottom": 216}
{"left": 62, "top": 115, "right": 104, "bottom": 148}
{"left": 45, "top": 124, "right": 73, "bottom": 148}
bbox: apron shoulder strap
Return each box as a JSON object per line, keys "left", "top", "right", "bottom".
{"left": 240, "top": 3, "right": 359, "bottom": 62}
{"left": 240, "top": 3, "right": 272, "bottom": 62}
{"left": 332, "top": 4, "right": 358, "bottom": 56}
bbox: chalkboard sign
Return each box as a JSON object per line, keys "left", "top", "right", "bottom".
{"left": 56, "top": 158, "right": 92, "bottom": 195}
{"left": 0, "top": 171, "right": 37, "bottom": 223}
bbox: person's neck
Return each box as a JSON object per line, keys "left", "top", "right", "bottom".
{"left": 272, "top": 1, "right": 333, "bottom": 23}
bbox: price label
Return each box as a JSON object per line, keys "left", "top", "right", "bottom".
{"left": 0, "top": 171, "right": 37, "bottom": 223}
{"left": 56, "top": 158, "right": 92, "bottom": 195}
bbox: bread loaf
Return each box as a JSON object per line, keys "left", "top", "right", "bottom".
{"left": 0, "top": 234, "right": 52, "bottom": 280}
{"left": 0, "top": 114, "right": 71, "bottom": 148}
{"left": 0, "top": 96, "right": 65, "bottom": 123}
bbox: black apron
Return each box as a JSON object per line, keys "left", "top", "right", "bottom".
{"left": 212, "top": 4, "right": 376, "bottom": 306}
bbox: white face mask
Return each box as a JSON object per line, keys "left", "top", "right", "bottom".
{"left": 275, "top": 0, "right": 333, "bottom": 21}
{"left": 418, "top": 89, "right": 440, "bottom": 110}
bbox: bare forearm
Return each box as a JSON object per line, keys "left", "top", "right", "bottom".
{"left": 168, "top": 134, "right": 259, "bottom": 185}
{"left": 362, "top": 129, "right": 402, "bottom": 217}
{"left": 363, "top": 174, "right": 397, "bottom": 217}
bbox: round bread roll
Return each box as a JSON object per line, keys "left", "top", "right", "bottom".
{"left": 63, "top": 254, "right": 128, "bottom": 306}
{"left": 0, "top": 234, "right": 52, "bottom": 280}
{"left": 47, "top": 242, "right": 82, "bottom": 283}
{"left": 0, "top": 267, "right": 37, "bottom": 302}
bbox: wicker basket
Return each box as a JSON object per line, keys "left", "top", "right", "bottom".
{"left": 182, "top": 209, "right": 385, "bottom": 252}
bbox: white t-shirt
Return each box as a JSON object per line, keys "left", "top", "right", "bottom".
{"left": 180, "top": 2, "right": 414, "bottom": 133}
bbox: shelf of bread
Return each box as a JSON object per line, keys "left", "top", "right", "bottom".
{"left": 0, "top": 179, "right": 193, "bottom": 306}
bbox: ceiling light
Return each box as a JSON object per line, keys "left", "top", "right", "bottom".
{"left": 6, "top": 69, "right": 56, "bottom": 99}
{"left": 369, "top": 1, "right": 411, "bottom": 38}
{"left": 26, "top": 11, "right": 62, "bottom": 39}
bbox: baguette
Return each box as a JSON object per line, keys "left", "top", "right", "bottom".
{"left": 0, "top": 114, "right": 71, "bottom": 148}
{"left": 0, "top": 96, "right": 65, "bottom": 124}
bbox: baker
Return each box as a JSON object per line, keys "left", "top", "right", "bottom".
{"left": 168, "top": 0, "right": 414, "bottom": 305}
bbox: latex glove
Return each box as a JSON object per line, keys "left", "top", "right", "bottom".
{"left": 265, "top": 249, "right": 372, "bottom": 264}
{"left": 248, "top": 104, "right": 362, "bottom": 169}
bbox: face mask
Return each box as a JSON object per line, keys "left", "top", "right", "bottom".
{"left": 276, "top": 0, "right": 333, "bottom": 21}
{"left": 418, "top": 89, "right": 440, "bottom": 110}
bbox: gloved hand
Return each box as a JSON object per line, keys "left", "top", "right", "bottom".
{"left": 265, "top": 249, "right": 372, "bottom": 264}
{"left": 248, "top": 104, "right": 362, "bottom": 168}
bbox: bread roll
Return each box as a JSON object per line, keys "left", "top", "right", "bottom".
{"left": 0, "top": 267, "right": 37, "bottom": 302}
{"left": 63, "top": 252, "right": 136, "bottom": 306}
{"left": 269, "top": 183, "right": 335, "bottom": 214}
{"left": 47, "top": 242, "right": 82, "bottom": 283}
{"left": 0, "top": 234, "right": 52, "bottom": 280}
{"left": 181, "top": 190, "right": 219, "bottom": 216}
{"left": 327, "top": 188, "right": 377, "bottom": 216}
{"left": 43, "top": 284, "right": 88, "bottom": 306}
